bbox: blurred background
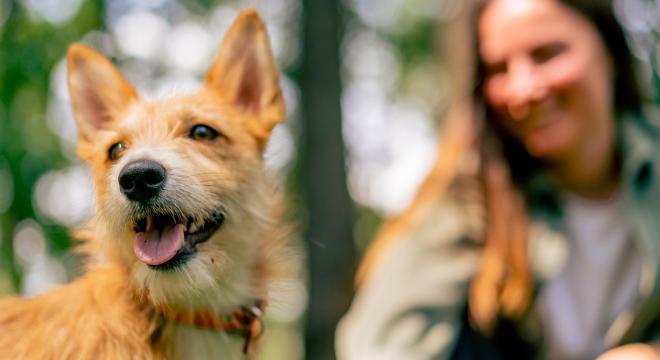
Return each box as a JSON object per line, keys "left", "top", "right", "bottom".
{"left": 0, "top": 0, "right": 658, "bottom": 358}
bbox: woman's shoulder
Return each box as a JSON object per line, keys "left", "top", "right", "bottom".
{"left": 389, "top": 151, "right": 487, "bottom": 249}
{"left": 355, "top": 148, "right": 487, "bottom": 284}
{"left": 337, "top": 168, "right": 487, "bottom": 360}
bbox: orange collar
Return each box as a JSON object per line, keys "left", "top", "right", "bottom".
{"left": 160, "top": 300, "right": 267, "bottom": 354}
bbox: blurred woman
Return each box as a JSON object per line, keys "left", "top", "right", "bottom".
{"left": 337, "top": 0, "right": 660, "bottom": 359}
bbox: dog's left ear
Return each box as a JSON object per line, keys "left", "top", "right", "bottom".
{"left": 205, "top": 9, "right": 285, "bottom": 140}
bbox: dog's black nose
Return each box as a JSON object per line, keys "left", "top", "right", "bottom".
{"left": 118, "top": 160, "right": 167, "bottom": 203}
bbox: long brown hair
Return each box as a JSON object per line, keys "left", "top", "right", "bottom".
{"left": 470, "top": 0, "right": 643, "bottom": 334}
{"left": 358, "top": 0, "right": 644, "bottom": 336}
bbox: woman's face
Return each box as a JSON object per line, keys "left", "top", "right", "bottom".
{"left": 479, "top": 0, "right": 615, "bottom": 160}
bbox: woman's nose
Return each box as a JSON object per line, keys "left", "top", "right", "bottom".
{"left": 505, "top": 60, "right": 547, "bottom": 120}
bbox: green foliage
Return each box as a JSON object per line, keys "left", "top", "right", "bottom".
{"left": 0, "top": 0, "right": 103, "bottom": 291}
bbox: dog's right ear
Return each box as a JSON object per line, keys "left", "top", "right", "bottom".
{"left": 67, "top": 44, "right": 138, "bottom": 143}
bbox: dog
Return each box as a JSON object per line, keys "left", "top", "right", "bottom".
{"left": 0, "top": 9, "right": 290, "bottom": 359}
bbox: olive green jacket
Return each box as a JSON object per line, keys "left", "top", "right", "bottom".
{"left": 336, "top": 107, "right": 660, "bottom": 359}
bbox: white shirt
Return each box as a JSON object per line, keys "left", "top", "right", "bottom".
{"left": 537, "top": 191, "right": 642, "bottom": 360}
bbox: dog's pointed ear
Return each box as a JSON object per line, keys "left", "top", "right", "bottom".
{"left": 67, "top": 44, "right": 138, "bottom": 142}
{"left": 205, "top": 10, "right": 285, "bottom": 138}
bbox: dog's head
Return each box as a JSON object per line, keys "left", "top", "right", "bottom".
{"left": 67, "top": 10, "right": 284, "bottom": 309}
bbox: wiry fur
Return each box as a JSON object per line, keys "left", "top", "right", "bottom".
{"left": 0, "top": 9, "right": 291, "bottom": 359}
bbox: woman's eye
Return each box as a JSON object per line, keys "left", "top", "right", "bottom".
{"left": 189, "top": 124, "right": 219, "bottom": 142}
{"left": 108, "top": 142, "right": 126, "bottom": 161}
{"left": 485, "top": 62, "right": 507, "bottom": 77}
{"left": 532, "top": 43, "right": 568, "bottom": 64}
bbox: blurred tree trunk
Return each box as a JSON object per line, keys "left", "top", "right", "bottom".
{"left": 299, "top": 0, "right": 356, "bottom": 358}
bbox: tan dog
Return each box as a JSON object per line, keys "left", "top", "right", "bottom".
{"left": 0, "top": 9, "right": 289, "bottom": 359}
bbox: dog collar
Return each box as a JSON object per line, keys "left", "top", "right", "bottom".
{"left": 161, "top": 299, "right": 267, "bottom": 354}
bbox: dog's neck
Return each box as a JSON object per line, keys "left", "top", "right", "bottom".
{"left": 158, "top": 299, "right": 266, "bottom": 354}
{"left": 118, "top": 262, "right": 268, "bottom": 359}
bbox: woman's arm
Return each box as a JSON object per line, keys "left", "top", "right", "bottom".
{"left": 336, "top": 193, "right": 483, "bottom": 359}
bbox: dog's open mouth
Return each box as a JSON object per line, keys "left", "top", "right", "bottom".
{"left": 132, "top": 211, "right": 225, "bottom": 270}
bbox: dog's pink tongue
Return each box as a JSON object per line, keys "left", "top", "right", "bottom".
{"left": 134, "top": 224, "right": 185, "bottom": 265}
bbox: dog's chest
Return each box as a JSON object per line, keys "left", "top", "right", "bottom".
{"left": 171, "top": 326, "right": 246, "bottom": 360}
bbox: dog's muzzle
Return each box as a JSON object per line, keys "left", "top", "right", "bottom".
{"left": 119, "top": 159, "right": 166, "bottom": 203}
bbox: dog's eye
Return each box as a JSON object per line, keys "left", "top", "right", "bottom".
{"left": 108, "top": 142, "right": 126, "bottom": 161}
{"left": 189, "top": 125, "right": 219, "bottom": 142}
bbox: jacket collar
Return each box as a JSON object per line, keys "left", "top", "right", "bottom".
{"left": 620, "top": 108, "right": 659, "bottom": 198}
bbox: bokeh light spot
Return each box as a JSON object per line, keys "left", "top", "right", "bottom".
{"left": 113, "top": 10, "right": 169, "bottom": 60}
{"left": 22, "top": 0, "right": 82, "bottom": 25}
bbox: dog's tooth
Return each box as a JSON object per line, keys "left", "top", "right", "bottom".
{"left": 146, "top": 215, "right": 153, "bottom": 231}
